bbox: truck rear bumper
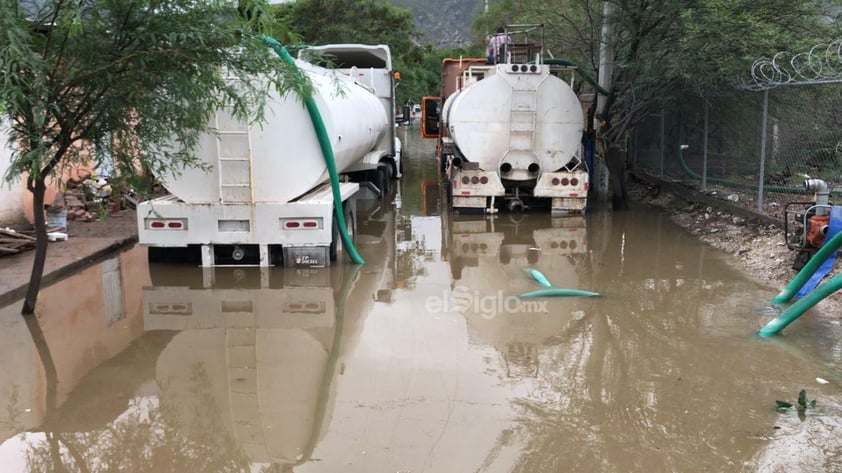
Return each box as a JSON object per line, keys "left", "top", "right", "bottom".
{"left": 137, "top": 183, "right": 357, "bottom": 267}
{"left": 534, "top": 171, "right": 588, "bottom": 213}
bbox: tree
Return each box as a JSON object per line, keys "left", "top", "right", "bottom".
{"left": 0, "top": 0, "right": 303, "bottom": 314}
{"left": 474, "top": 0, "right": 841, "bottom": 207}
{"left": 274, "top": 0, "right": 440, "bottom": 105}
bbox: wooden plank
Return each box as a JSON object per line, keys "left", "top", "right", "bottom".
{"left": 0, "top": 238, "right": 35, "bottom": 245}
{"left": 0, "top": 229, "right": 36, "bottom": 240}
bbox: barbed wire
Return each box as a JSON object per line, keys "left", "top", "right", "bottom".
{"left": 748, "top": 38, "right": 842, "bottom": 90}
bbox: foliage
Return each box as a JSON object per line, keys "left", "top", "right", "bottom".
{"left": 273, "top": 0, "right": 452, "bottom": 105}
{"left": 0, "top": 0, "right": 302, "bottom": 313}
{"left": 24, "top": 366, "right": 253, "bottom": 472}
{"left": 473, "top": 0, "right": 842, "bottom": 144}
{"left": 1, "top": 0, "right": 303, "bottom": 189}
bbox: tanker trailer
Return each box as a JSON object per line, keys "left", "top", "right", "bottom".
{"left": 137, "top": 44, "right": 400, "bottom": 267}
{"left": 420, "top": 26, "right": 588, "bottom": 214}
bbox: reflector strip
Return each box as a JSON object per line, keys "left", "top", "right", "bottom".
{"left": 281, "top": 218, "right": 323, "bottom": 230}
{"left": 145, "top": 218, "right": 188, "bottom": 230}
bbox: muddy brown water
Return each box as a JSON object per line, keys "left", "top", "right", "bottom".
{"left": 1, "top": 126, "right": 841, "bottom": 472}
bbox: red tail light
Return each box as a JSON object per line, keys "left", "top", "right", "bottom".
{"left": 282, "top": 218, "right": 323, "bottom": 230}
{"left": 146, "top": 218, "right": 187, "bottom": 230}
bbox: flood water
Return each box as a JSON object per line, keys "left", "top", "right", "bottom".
{"left": 2, "top": 126, "right": 842, "bottom": 472}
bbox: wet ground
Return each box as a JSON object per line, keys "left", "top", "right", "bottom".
{"left": 2, "top": 126, "right": 842, "bottom": 472}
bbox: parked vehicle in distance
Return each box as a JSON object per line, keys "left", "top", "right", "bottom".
{"left": 421, "top": 24, "right": 589, "bottom": 215}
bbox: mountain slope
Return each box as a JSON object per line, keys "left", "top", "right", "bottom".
{"left": 389, "top": 0, "right": 482, "bottom": 48}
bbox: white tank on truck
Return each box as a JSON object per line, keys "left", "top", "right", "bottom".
{"left": 441, "top": 66, "right": 583, "bottom": 182}
{"left": 421, "top": 24, "right": 590, "bottom": 215}
{"left": 137, "top": 44, "right": 400, "bottom": 267}
{"left": 163, "top": 60, "right": 389, "bottom": 205}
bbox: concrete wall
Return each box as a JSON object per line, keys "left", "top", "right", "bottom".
{"left": 0, "top": 124, "right": 25, "bottom": 227}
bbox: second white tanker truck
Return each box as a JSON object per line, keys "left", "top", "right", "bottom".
{"left": 421, "top": 25, "right": 590, "bottom": 214}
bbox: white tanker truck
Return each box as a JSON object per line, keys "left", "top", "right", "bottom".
{"left": 137, "top": 44, "right": 400, "bottom": 267}
{"left": 421, "top": 25, "right": 589, "bottom": 214}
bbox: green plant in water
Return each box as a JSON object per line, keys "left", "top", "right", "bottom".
{"left": 775, "top": 389, "right": 817, "bottom": 413}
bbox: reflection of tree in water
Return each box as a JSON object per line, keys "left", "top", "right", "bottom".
{"left": 485, "top": 288, "right": 747, "bottom": 471}
{"left": 395, "top": 215, "right": 433, "bottom": 290}
{"left": 499, "top": 342, "right": 540, "bottom": 379}
{"left": 478, "top": 212, "right": 801, "bottom": 472}
{"left": 2, "top": 385, "right": 22, "bottom": 432}
{"left": 24, "top": 363, "right": 253, "bottom": 473}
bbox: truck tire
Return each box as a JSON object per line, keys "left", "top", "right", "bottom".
{"left": 373, "top": 164, "right": 390, "bottom": 198}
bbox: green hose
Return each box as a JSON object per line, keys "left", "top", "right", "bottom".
{"left": 542, "top": 58, "right": 609, "bottom": 96}
{"left": 295, "top": 263, "right": 362, "bottom": 464}
{"left": 674, "top": 128, "right": 801, "bottom": 194}
{"left": 671, "top": 110, "right": 840, "bottom": 195}
{"left": 759, "top": 273, "right": 842, "bottom": 337}
{"left": 521, "top": 268, "right": 603, "bottom": 297}
{"left": 773, "top": 230, "right": 842, "bottom": 304}
{"left": 526, "top": 268, "right": 553, "bottom": 288}
{"left": 518, "top": 288, "right": 603, "bottom": 298}
{"left": 263, "top": 36, "right": 365, "bottom": 265}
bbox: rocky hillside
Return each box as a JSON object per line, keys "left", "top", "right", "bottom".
{"left": 389, "top": 0, "right": 482, "bottom": 48}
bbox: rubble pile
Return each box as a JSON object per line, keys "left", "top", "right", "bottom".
{"left": 46, "top": 175, "right": 118, "bottom": 226}
{"left": 63, "top": 184, "right": 97, "bottom": 222}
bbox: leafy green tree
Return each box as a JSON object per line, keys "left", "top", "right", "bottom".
{"left": 274, "top": 0, "right": 439, "bottom": 105}
{"left": 0, "top": 0, "right": 302, "bottom": 314}
{"left": 475, "top": 0, "right": 840, "bottom": 207}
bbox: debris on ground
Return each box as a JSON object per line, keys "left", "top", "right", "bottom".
{"left": 0, "top": 227, "right": 36, "bottom": 256}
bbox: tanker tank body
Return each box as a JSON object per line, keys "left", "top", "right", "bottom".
{"left": 138, "top": 44, "right": 400, "bottom": 268}
{"left": 420, "top": 25, "right": 589, "bottom": 215}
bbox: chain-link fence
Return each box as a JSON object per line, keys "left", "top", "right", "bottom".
{"left": 631, "top": 85, "right": 842, "bottom": 219}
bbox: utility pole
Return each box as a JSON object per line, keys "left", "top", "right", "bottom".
{"left": 596, "top": 1, "right": 614, "bottom": 122}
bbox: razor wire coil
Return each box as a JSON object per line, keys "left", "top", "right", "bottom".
{"left": 749, "top": 38, "right": 842, "bottom": 90}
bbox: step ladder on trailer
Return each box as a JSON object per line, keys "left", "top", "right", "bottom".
{"left": 216, "top": 110, "right": 254, "bottom": 205}
{"left": 506, "top": 87, "right": 539, "bottom": 169}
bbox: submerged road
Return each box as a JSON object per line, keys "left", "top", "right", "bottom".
{"left": 1, "top": 126, "right": 841, "bottom": 472}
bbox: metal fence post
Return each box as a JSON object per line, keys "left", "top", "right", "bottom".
{"left": 702, "top": 100, "right": 709, "bottom": 191}
{"left": 758, "top": 89, "right": 769, "bottom": 213}
{"left": 659, "top": 105, "right": 665, "bottom": 177}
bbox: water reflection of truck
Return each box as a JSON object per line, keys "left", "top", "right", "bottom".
{"left": 420, "top": 25, "right": 589, "bottom": 214}
{"left": 445, "top": 214, "right": 589, "bottom": 377}
{"left": 140, "top": 194, "right": 396, "bottom": 469}
{"left": 137, "top": 44, "right": 400, "bottom": 267}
